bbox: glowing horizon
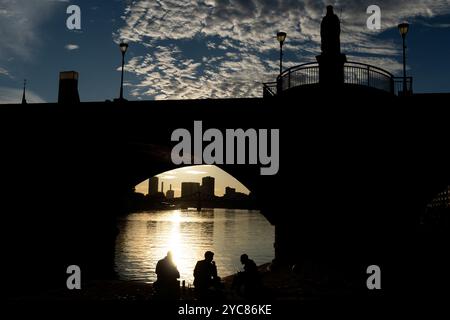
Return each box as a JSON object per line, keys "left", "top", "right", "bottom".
{"left": 134, "top": 165, "right": 250, "bottom": 197}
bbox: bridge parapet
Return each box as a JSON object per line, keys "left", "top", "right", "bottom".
{"left": 263, "top": 61, "right": 413, "bottom": 96}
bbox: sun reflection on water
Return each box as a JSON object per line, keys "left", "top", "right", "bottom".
{"left": 115, "top": 209, "right": 274, "bottom": 285}
{"left": 167, "top": 211, "right": 182, "bottom": 265}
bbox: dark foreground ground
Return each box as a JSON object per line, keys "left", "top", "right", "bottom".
{"left": 9, "top": 263, "right": 355, "bottom": 302}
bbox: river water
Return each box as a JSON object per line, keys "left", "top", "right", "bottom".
{"left": 114, "top": 209, "right": 274, "bottom": 285}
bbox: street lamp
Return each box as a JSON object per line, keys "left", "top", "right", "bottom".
{"left": 277, "top": 32, "right": 287, "bottom": 76}
{"left": 119, "top": 41, "right": 129, "bottom": 101}
{"left": 398, "top": 22, "right": 409, "bottom": 95}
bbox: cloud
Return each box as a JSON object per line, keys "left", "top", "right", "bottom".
{"left": 65, "top": 44, "right": 80, "bottom": 51}
{"left": 0, "top": 87, "right": 45, "bottom": 104}
{"left": 0, "top": 0, "right": 65, "bottom": 61}
{"left": 125, "top": 43, "right": 277, "bottom": 99}
{"left": 184, "top": 169, "right": 208, "bottom": 175}
{"left": 157, "top": 175, "right": 177, "bottom": 180}
{"left": 117, "top": 0, "right": 450, "bottom": 99}
{"left": 0, "top": 67, "right": 10, "bottom": 77}
{"left": 418, "top": 21, "right": 450, "bottom": 28}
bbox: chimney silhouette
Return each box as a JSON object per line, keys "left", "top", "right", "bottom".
{"left": 58, "top": 71, "right": 80, "bottom": 103}
{"left": 161, "top": 182, "right": 164, "bottom": 194}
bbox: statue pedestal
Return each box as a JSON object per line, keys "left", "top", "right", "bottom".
{"left": 316, "top": 53, "right": 347, "bottom": 87}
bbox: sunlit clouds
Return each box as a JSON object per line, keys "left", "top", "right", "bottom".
{"left": 1, "top": 1, "right": 449, "bottom": 103}
{"left": 117, "top": 0, "right": 450, "bottom": 100}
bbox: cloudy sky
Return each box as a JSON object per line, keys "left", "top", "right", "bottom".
{"left": 1, "top": 0, "right": 450, "bottom": 103}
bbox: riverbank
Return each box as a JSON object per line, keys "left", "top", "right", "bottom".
{"left": 9, "top": 262, "right": 354, "bottom": 302}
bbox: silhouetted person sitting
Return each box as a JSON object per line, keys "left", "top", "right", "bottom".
{"left": 232, "top": 254, "right": 261, "bottom": 299}
{"left": 154, "top": 251, "right": 180, "bottom": 300}
{"left": 193, "top": 251, "right": 222, "bottom": 300}
{"left": 321, "top": 5, "right": 341, "bottom": 56}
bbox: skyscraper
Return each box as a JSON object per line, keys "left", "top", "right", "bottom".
{"left": 166, "top": 184, "right": 175, "bottom": 199}
{"left": 201, "top": 176, "right": 215, "bottom": 198}
{"left": 148, "top": 176, "right": 159, "bottom": 196}
{"left": 225, "top": 186, "right": 236, "bottom": 198}
{"left": 181, "top": 182, "right": 200, "bottom": 198}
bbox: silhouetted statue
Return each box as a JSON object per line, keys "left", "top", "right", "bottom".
{"left": 154, "top": 251, "right": 180, "bottom": 300}
{"left": 321, "top": 5, "right": 341, "bottom": 56}
{"left": 316, "top": 5, "right": 346, "bottom": 86}
{"left": 193, "top": 251, "right": 222, "bottom": 300}
{"left": 232, "top": 254, "right": 262, "bottom": 299}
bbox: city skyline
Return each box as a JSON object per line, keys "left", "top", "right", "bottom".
{"left": 135, "top": 165, "right": 250, "bottom": 197}
{"left": 1, "top": 0, "right": 450, "bottom": 104}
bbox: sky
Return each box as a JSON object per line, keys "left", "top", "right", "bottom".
{"left": 1, "top": 0, "right": 450, "bottom": 103}
{"left": 134, "top": 165, "right": 251, "bottom": 197}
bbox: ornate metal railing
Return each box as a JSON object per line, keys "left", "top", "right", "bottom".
{"left": 263, "top": 81, "right": 278, "bottom": 98}
{"left": 277, "top": 62, "right": 320, "bottom": 93}
{"left": 263, "top": 61, "right": 413, "bottom": 97}
{"left": 393, "top": 77, "right": 413, "bottom": 96}
{"left": 342, "top": 62, "right": 394, "bottom": 93}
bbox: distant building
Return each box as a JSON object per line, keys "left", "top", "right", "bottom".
{"left": 224, "top": 186, "right": 248, "bottom": 200}
{"left": 201, "top": 176, "right": 215, "bottom": 198}
{"left": 181, "top": 182, "right": 200, "bottom": 198}
{"left": 430, "top": 185, "right": 450, "bottom": 208}
{"left": 148, "top": 176, "right": 159, "bottom": 196}
{"left": 225, "top": 187, "right": 236, "bottom": 198}
{"left": 166, "top": 184, "right": 175, "bottom": 199}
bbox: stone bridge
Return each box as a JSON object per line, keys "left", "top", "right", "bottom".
{"left": 1, "top": 91, "right": 449, "bottom": 296}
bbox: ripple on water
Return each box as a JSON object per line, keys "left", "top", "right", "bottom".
{"left": 114, "top": 209, "right": 274, "bottom": 284}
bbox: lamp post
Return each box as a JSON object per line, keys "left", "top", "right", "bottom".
{"left": 119, "top": 41, "right": 129, "bottom": 101}
{"left": 398, "top": 22, "right": 409, "bottom": 95}
{"left": 277, "top": 32, "right": 287, "bottom": 76}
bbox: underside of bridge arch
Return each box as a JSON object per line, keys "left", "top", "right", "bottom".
{"left": 2, "top": 93, "right": 449, "bottom": 297}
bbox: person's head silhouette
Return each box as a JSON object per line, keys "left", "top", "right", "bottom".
{"left": 204, "top": 251, "right": 214, "bottom": 262}
{"left": 240, "top": 254, "right": 249, "bottom": 264}
{"left": 326, "top": 5, "right": 334, "bottom": 15}
{"left": 166, "top": 251, "right": 174, "bottom": 262}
